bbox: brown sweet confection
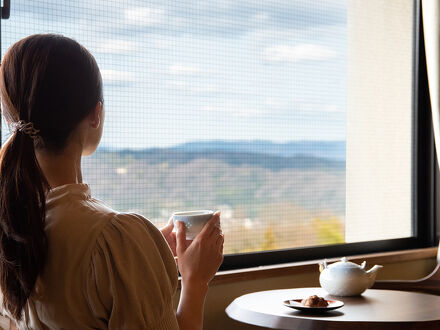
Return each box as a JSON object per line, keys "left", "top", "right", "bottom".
{"left": 301, "top": 295, "right": 329, "bottom": 307}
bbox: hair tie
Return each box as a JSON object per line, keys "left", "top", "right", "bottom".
{"left": 11, "top": 120, "right": 40, "bottom": 140}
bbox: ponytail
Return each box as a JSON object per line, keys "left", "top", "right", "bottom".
{"left": 0, "top": 130, "right": 49, "bottom": 320}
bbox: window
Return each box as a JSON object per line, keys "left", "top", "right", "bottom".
{"left": 1, "top": 0, "right": 436, "bottom": 269}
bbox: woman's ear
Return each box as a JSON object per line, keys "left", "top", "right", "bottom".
{"left": 90, "top": 101, "right": 102, "bottom": 129}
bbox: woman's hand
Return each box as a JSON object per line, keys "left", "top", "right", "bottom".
{"left": 160, "top": 217, "right": 177, "bottom": 256}
{"left": 175, "top": 212, "right": 224, "bottom": 330}
{"left": 176, "top": 212, "right": 224, "bottom": 286}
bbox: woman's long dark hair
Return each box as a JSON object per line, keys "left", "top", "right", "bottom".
{"left": 0, "top": 34, "right": 102, "bottom": 320}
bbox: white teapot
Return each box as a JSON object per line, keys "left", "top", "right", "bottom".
{"left": 319, "top": 257, "right": 383, "bottom": 296}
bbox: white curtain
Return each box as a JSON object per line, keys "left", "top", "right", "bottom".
{"left": 422, "top": 0, "right": 440, "bottom": 261}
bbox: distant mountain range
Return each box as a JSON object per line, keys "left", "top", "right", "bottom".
{"left": 106, "top": 149, "right": 343, "bottom": 171}
{"left": 171, "top": 140, "right": 346, "bottom": 160}
{"left": 96, "top": 140, "right": 345, "bottom": 171}
{"left": 100, "top": 140, "right": 346, "bottom": 161}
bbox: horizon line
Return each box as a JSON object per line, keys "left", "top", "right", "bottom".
{"left": 97, "top": 139, "right": 346, "bottom": 151}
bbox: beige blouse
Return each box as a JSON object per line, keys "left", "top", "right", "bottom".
{"left": 16, "top": 183, "right": 179, "bottom": 329}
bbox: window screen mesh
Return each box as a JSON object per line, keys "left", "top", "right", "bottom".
{"left": 1, "top": 0, "right": 414, "bottom": 254}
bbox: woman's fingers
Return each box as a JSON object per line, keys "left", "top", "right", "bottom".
{"left": 168, "top": 231, "right": 177, "bottom": 256}
{"left": 176, "top": 221, "right": 188, "bottom": 256}
{"left": 216, "top": 233, "right": 224, "bottom": 249}
{"left": 217, "top": 235, "right": 224, "bottom": 264}
{"left": 199, "top": 213, "right": 221, "bottom": 239}
{"left": 161, "top": 216, "right": 175, "bottom": 235}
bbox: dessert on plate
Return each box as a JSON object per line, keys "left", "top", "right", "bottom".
{"left": 301, "top": 295, "right": 328, "bottom": 307}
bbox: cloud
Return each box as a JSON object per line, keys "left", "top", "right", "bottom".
{"left": 263, "top": 44, "right": 337, "bottom": 62}
{"left": 299, "top": 103, "right": 345, "bottom": 113}
{"left": 250, "top": 23, "right": 345, "bottom": 43}
{"left": 95, "top": 40, "right": 137, "bottom": 54}
{"left": 101, "top": 69, "right": 135, "bottom": 82}
{"left": 124, "top": 7, "right": 165, "bottom": 26}
{"left": 323, "top": 105, "right": 344, "bottom": 113}
{"left": 202, "top": 105, "right": 267, "bottom": 117}
{"left": 116, "top": 167, "right": 127, "bottom": 175}
{"left": 168, "top": 81, "right": 217, "bottom": 93}
{"left": 151, "top": 38, "right": 174, "bottom": 49}
{"left": 169, "top": 64, "right": 200, "bottom": 75}
{"left": 264, "top": 97, "right": 285, "bottom": 108}
{"left": 251, "top": 12, "right": 269, "bottom": 22}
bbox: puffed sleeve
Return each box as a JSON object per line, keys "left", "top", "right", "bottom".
{"left": 85, "top": 213, "right": 179, "bottom": 329}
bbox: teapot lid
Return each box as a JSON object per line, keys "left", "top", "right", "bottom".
{"left": 329, "top": 257, "right": 364, "bottom": 269}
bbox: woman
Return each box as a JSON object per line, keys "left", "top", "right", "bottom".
{"left": 0, "top": 34, "right": 223, "bottom": 329}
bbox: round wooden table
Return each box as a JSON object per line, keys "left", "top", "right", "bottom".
{"left": 225, "top": 287, "right": 440, "bottom": 329}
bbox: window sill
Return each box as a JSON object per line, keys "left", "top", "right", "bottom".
{"left": 192, "top": 247, "right": 437, "bottom": 287}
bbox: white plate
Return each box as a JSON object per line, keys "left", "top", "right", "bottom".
{"left": 283, "top": 298, "right": 344, "bottom": 312}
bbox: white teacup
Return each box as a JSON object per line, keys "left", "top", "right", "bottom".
{"left": 172, "top": 210, "right": 214, "bottom": 240}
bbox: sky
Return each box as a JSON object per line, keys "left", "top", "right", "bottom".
{"left": 1, "top": 0, "right": 347, "bottom": 149}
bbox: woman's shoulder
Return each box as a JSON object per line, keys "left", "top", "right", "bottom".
{"left": 93, "top": 212, "right": 177, "bottom": 280}
{"left": 107, "top": 212, "right": 160, "bottom": 235}
{"left": 101, "top": 212, "right": 167, "bottom": 250}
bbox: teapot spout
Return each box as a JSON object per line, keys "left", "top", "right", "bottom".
{"left": 366, "top": 265, "right": 383, "bottom": 288}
